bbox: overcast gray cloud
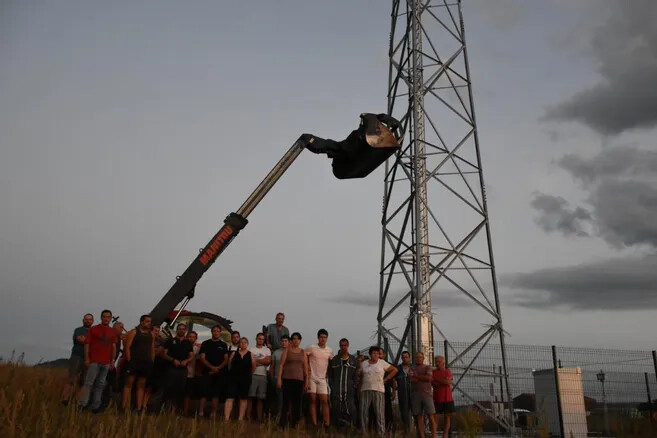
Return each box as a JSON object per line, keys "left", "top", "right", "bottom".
{"left": 472, "top": 0, "right": 526, "bottom": 32}
{"left": 4, "top": 0, "right": 657, "bottom": 361}
{"left": 559, "top": 146, "right": 657, "bottom": 185}
{"left": 534, "top": 146, "right": 657, "bottom": 249}
{"left": 589, "top": 179, "right": 657, "bottom": 248}
{"left": 503, "top": 255, "right": 657, "bottom": 310}
{"left": 530, "top": 193, "right": 591, "bottom": 237}
{"left": 544, "top": 0, "right": 657, "bottom": 134}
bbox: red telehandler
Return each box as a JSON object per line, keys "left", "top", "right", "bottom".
{"left": 148, "top": 113, "right": 402, "bottom": 336}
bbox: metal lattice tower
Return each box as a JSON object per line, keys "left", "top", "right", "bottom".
{"left": 378, "top": 0, "right": 514, "bottom": 431}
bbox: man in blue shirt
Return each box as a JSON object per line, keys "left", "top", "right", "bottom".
{"left": 394, "top": 351, "right": 413, "bottom": 434}
{"left": 61, "top": 313, "right": 94, "bottom": 405}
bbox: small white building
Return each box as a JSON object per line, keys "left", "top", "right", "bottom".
{"left": 533, "top": 367, "right": 588, "bottom": 438}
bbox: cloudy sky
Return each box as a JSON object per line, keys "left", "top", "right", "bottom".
{"left": 1, "top": 0, "right": 656, "bottom": 362}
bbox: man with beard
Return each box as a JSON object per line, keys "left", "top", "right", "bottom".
{"left": 199, "top": 325, "right": 229, "bottom": 417}
{"left": 329, "top": 338, "right": 358, "bottom": 428}
{"left": 229, "top": 330, "right": 241, "bottom": 352}
{"left": 61, "top": 313, "right": 93, "bottom": 405}
{"left": 78, "top": 310, "right": 117, "bottom": 413}
{"left": 162, "top": 323, "right": 194, "bottom": 410}
{"left": 394, "top": 351, "right": 413, "bottom": 434}
{"left": 122, "top": 315, "right": 154, "bottom": 412}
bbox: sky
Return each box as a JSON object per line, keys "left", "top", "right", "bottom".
{"left": 1, "top": 0, "right": 656, "bottom": 363}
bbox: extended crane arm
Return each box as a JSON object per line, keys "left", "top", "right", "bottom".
{"left": 150, "top": 113, "right": 401, "bottom": 327}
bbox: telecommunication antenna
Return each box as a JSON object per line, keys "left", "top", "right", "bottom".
{"left": 378, "top": 0, "right": 514, "bottom": 431}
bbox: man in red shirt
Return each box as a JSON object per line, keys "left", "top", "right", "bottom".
{"left": 77, "top": 309, "right": 117, "bottom": 413}
{"left": 432, "top": 355, "right": 454, "bottom": 438}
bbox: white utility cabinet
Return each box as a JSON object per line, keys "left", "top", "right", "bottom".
{"left": 533, "top": 367, "right": 588, "bottom": 437}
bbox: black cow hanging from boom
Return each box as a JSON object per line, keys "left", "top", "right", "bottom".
{"left": 151, "top": 113, "right": 402, "bottom": 328}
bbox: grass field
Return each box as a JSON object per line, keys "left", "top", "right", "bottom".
{"left": 7, "top": 361, "right": 653, "bottom": 437}
{"left": 0, "top": 362, "right": 403, "bottom": 437}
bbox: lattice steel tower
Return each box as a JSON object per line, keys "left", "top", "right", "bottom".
{"left": 378, "top": 0, "right": 513, "bottom": 431}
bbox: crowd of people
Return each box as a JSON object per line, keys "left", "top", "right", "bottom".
{"left": 62, "top": 310, "right": 455, "bottom": 437}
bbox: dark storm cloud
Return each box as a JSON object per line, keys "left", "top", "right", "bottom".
{"left": 503, "top": 255, "right": 657, "bottom": 310}
{"left": 530, "top": 193, "right": 591, "bottom": 237}
{"left": 533, "top": 146, "right": 657, "bottom": 248}
{"left": 558, "top": 147, "right": 657, "bottom": 185}
{"left": 544, "top": 1, "right": 657, "bottom": 135}
{"left": 326, "top": 291, "right": 471, "bottom": 308}
{"left": 589, "top": 179, "right": 657, "bottom": 248}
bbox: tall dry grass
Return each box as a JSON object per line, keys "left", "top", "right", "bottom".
{"left": 0, "top": 363, "right": 348, "bottom": 437}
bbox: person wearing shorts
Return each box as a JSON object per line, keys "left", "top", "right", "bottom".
{"left": 305, "top": 328, "right": 333, "bottom": 427}
{"left": 122, "top": 314, "right": 154, "bottom": 412}
{"left": 224, "top": 337, "right": 255, "bottom": 421}
{"left": 61, "top": 313, "right": 93, "bottom": 405}
{"left": 199, "top": 325, "right": 229, "bottom": 417}
{"left": 410, "top": 352, "right": 437, "bottom": 438}
{"left": 248, "top": 332, "right": 271, "bottom": 421}
{"left": 432, "top": 355, "right": 455, "bottom": 438}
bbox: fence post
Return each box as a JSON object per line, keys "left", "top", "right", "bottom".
{"left": 552, "top": 345, "right": 566, "bottom": 438}
{"left": 498, "top": 365, "right": 505, "bottom": 414}
{"left": 645, "top": 372, "right": 653, "bottom": 409}
{"left": 444, "top": 340, "right": 451, "bottom": 438}
{"left": 653, "top": 350, "right": 657, "bottom": 383}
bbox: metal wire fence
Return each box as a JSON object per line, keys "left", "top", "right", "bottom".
{"left": 381, "top": 340, "right": 657, "bottom": 437}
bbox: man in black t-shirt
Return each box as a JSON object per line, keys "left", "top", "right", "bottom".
{"left": 162, "top": 323, "right": 194, "bottom": 409}
{"left": 199, "top": 325, "right": 229, "bottom": 417}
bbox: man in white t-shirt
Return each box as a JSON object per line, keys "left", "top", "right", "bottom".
{"left": 305, "top": 328, "right": 333, "bottom": 427}
{"left": 248, "top": 332, "right": 271, "bottom": 421}
{"left": 358, "top": 346, "right": 398, "bottom": 435}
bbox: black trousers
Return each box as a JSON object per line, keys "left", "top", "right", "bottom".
{"left": 398, "top": 391, "right": 412, "bottom": 433}
{"left": 279, "top": 379, "right": 304, "bottom": 429}
{"left": 384, "top": 390, "right": 394, "bottom": 432}
{"left": 331, "top": 393, "right": 357, "bottom": 427}
{"left": 163, "top": 367, "right": 187, "bottom": 406}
